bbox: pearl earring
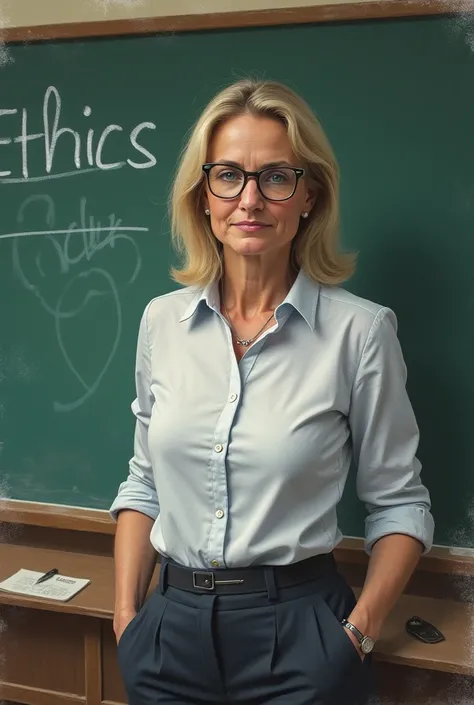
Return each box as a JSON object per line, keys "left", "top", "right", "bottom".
{"left": 205, "top": 209, "right": 210, "bottom": 216}
{"left": 301, "top": 212, "right": 309, "bottom": 219}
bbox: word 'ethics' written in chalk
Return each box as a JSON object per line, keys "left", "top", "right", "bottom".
{"left": 0, "top": 85, "right": 157, "bottom": 181}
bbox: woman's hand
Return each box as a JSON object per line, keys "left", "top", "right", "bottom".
{"left": 114, "top": 608, "right": 137, "bottom": 645}
{"left": 342, "top": 624, "right": 365, "bottom": 661}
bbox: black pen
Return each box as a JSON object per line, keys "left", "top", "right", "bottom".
{"left": 35, "top": 568, "right": 59, "bottom": 585}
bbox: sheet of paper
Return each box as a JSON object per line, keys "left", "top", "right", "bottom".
{"left": 0, "top": 569, "right": 90, "bottom": 602}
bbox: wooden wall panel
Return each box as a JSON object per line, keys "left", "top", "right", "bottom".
{"left": 0, "top": 606, "right": 85, "bottom": 693}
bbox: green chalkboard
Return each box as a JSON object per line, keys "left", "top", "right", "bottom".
{"left": 0, "top": 15, "right": 473, "bottom": 547}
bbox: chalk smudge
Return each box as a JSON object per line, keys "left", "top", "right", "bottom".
{"left": 0, "top": 0, "right": 13, "bottom": 67}
{"left": 91, "top": 0, "right": 147, "bottom": 14}
{"left": 443, "top": 0, "right": 474, "bottom": 51}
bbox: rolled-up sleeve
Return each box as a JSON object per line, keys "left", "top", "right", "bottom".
{"left": 349, "top": 306, "right": 435, "bottom": 555}
{"left": 109, "top": 302, "right": 160, "bottom": 523}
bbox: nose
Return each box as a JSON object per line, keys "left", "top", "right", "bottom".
{"left": 238, "top": 176, "right": 264, "bottom": 211}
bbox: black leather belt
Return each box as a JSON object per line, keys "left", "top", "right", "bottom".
{"left": 164, "top": 553, "right": 336, "bottom": 595}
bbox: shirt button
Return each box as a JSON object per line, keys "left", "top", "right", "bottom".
{"left": 215, "top": 509, "right": 224, "bottom": 519}
{"left": 214, "top": 444, "right": 223, "bottom": 453}
{"left": 229, "top": 393, "right": 238, "bottom": 403}
{"left": 211, "top": 560, "right": 220, "bottom": 567}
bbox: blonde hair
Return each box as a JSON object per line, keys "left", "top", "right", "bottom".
{"left": 169, "top": 78, "right": 356, "bottom": 287}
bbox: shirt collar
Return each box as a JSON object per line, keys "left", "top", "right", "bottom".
{"left": 179, "top": 280, "right": 220, "bottom": 322}
{"left": 279, "top": 268, "right": 319, "bottom": 330}
{"left": 179, "top": 268, "right": 319, "bottom": 330}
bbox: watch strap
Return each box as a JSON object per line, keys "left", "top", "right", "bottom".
{"left": 341, "top": 618, "right": 364, "bottom": 644}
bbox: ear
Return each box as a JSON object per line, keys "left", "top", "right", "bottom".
{"left": 303, "top": 184, "right": 318, "bottom": 215}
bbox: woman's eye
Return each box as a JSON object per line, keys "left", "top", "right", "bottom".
{"left": 265, "top": 171, "right": 288, "bottom": 183}
{"left": 218, "top": 170, "right": 238, "bottom": 180}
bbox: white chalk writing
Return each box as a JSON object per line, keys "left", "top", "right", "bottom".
{"left": 0, "top": 85, "right": 157, "bottom": 182}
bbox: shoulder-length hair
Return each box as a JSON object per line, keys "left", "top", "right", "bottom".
{"left": 169, "top": 78, "right": 356, "bottom": 287}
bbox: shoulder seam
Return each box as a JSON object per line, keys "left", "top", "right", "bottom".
{"left": 319, "top": 290, "right": 384, "bottom": 316}
{"left": 149, "top": 287, "right": 200, "bottom": 303}
{"left": 353, "top": 306, "right": 390, "bottom": 390}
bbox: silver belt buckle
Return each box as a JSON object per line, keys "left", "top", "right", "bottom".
{"left": 193, "top": 571, "right": 215, "bottom": 590}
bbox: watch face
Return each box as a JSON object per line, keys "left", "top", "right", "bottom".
{"left": 361, "top": 637, "right": 375, "bottom": 654}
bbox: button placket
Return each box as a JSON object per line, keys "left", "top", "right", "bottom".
{"left": 206, "top": 350, "right": 242, "bottom": 568}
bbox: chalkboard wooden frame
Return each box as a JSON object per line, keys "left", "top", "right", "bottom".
{"left": 1, "top": 500, "right": 474, "bottom": 580}
{"left": 2, "top": 0, "right": 472, "bottom": 44}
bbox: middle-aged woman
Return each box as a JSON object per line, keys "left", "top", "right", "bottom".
{"left": 110, "top": 78, "right": 435, "bottom": 705}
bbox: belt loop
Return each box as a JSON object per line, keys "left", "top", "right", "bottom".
{"left": 264, "top": 566, "right": 279, "bottom": 602}
{"left": 159, "top": 559, "right": 169, "bottom": 594}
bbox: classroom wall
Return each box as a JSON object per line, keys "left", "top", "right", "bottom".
{"left": 2, "top": 0, "right": 382, "bottom": 29}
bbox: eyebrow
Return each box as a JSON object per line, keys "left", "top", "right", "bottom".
{"left": 213, "top": 160, "right": 294, "bottom": 169}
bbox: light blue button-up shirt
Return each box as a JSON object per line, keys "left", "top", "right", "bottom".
{"left": 109, "top": 268, "right": 434, "bottom": 568}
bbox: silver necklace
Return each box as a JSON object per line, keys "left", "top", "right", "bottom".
{"left": 221, "top": 286, "right": 275, "bottom": 347}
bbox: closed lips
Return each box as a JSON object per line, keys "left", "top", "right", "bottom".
{"left": 234, "top": 221, "right": 268, "bottom": 226}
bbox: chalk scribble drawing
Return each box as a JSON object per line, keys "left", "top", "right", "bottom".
{"left": 9, "top": 194, "right": 148, "bottom": 412}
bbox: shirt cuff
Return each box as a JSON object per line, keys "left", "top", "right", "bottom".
{"left": 109, "top": 478, "right": 160, "bottom": 523}
{"left": 364, "top": 504, "right": 435, "bottom": 555}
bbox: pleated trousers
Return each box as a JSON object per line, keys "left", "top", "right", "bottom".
{"left": 117, "top": 559, "right": 374, "bottom": 705}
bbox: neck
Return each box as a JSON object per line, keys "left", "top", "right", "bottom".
{"left": 220, "top": 250, "right": 297, "bottom": 320}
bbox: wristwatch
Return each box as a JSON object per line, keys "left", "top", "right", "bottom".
{"left": 341, "top": 618, "right": 376, "bottom": 654}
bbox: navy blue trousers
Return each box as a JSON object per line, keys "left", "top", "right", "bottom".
{"left": 117, "top": 561, "right": 373, "bottom": 704}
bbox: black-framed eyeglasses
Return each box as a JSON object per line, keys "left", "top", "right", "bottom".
{"left": 202, "top": 163, "right": 305, "bottom": 202}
